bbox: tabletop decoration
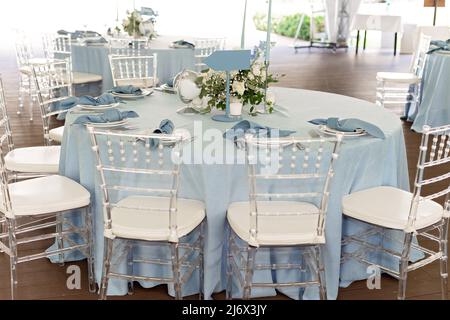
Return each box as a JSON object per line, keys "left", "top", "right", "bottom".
{"left": 122, "top": 9, "right": 156, "bottom": 39}
{"left": 195, "top": 50, "right": 279, "bottom": 118}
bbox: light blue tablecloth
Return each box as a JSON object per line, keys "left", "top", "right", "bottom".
{"left": 406, "top": 52, "right": 450, "bottom": 132}
{"left": 71, "top": 44, "right": 196, "bottom": 90}
{"left": 53, "top": 87, "right": 410, "bottom": 299}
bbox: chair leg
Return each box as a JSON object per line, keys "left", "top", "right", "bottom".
{"left": 99, "top": 237, "right": 113, "bottom": 300}
{"left": 440, "top": 219, "right": 449, "bottom": 300}
{"left": 171, "top": 242, "right": 182, "bottom": 300}
{"left": 315, "top": 245, "right": 327, "bottom": 300}
{"left": 84, "top": 207, "right": 96, "bottom": 293}
{"left": 28, "top": 83, "right": 33, "bottom": 122}
{"left": 397, "top": 232, "right": 413, "bottom": 300}
{"left": 17, "top": 77, "right": 25, "bottom": 116}
{"left": 7, "top": 219, "right": 18, "bottom": 300}
{"left": 243, "top": 246, "right": 256, "bottom": 300}
{"left": 127, "top": 242, "right": 134, "bottom": 295}
{"left": 198, "top": 221, "right": 205, "bottom": 300}
{"left": 226, "top": 227, "right": 233, "bottom": 300}
{"left": 56, "top": 213, "right": 65, "bottom": 266}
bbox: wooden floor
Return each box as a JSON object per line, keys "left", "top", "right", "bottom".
{"left": 0, "top": 45, "right": 448, "bottom": 300}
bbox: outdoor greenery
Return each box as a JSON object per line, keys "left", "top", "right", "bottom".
{"left": 253, "top": 13, "right": 325, "bottom": 40}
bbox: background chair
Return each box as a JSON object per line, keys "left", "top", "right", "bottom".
{"left": 0, "top": 75, "right": 60, "bottom": 179}
{"left": 88, "top": 128, "right": 205, "bottom": 300}
{"left": 109, "top": 54, "right": 158, "bottom": 88}
{"left": 32, "top": 59, "right": 73, "bottom": 145}
{"left": 108, "top": 37, "right": 149, "bottom": 56}
{"left": 375, "top": 33, "right": 432, "bottom": 112}
{"left": 193, "top": 38, "right": 225, "bottom": 72}
{"left": 341, "top": 124, "right": 450, "bottom": 300}
{"left": 14, "top": 32, "right": 37, "bottom": 121}
{"left": 43, "top": 33, "right": 102, "bottom": 93}
{"left": 226, "top": 134, "right": 342, "bottom": 300}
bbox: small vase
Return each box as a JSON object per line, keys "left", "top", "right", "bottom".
{"left": 230, "top": 101, "right": 243, "bottom": 116}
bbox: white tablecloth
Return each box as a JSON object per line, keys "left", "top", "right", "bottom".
{"left": 352, "top": 14, "right": 403, "bottom": 33}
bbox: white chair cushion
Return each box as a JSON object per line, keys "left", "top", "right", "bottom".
{"left": 227, "top": 201, "right": 323, "bottom": 247}
{"left": 342, "top": 186, "right": 443, "bottom": 231}
{"left": 5, "top": 146, "right": 60, "bottom": 174}
{"left": 376, "top": 72, "right": 420, "bottom": 84}
{"left": 110, "top": 196, "right": 205, "bottom": 241}
{"left": 49, "top": 126, "right": 65, "bottom": 143}
{"left": 1, "top": 175, "right": 90, "bottom": 218}
{"left": 72, "top": 72, "right": 103, "bottom": 85}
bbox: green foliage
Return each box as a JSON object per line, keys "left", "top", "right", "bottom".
{"left": 253, "top": 13, "right": 325, "bottom": 40}
{"left": 123, "top": 10, "right": 144, "bottom": 37}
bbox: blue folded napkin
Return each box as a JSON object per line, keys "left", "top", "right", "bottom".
{"left": 110, "top": 85, "right": 142, "bottom": 95}
{"left": 223, "top": 120, "right": 296, "bottom": 141}
{"left": 308, "top": 117, "right": 385, "bottom": 139}
{"left": 172, "top": 40, "right": 195, "bottom": 49}
{"left": 73, "top": 108, "right": 139, "bottom": 125}
{"left": 78, "top": 93, "right": 121, "bottom": 106}
{"left": 51, "top": 97, "right": 79, "bottom": 120}
{"left": 427, "top": 39, "right": 450, "bottom": 54}
{"left": 149, "top": 119, "right": 175, "bottom": 149}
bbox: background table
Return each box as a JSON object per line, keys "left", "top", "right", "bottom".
{"left": 352, "top": 14, "right": 403, "bottom": 55}
{"left": 54, "top": 87, "right": 411, "bottom": 299}
{"left": 406, "top": 52, "right": 450, "bottom": 132}
{"left": 71, "top": 37, "right": 196, "bottom": 90}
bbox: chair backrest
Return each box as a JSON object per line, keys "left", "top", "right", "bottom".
{"left": 32, "top": 59, "right": 73, "bottom": 145}
{"left": 0, "top": 77, "right": 15, "bottom": 217}
{"left": 243, "top": 134, "right": 342, "bottom": 246}
{"left": 410, "top": 33, "right": 432, "bottom": 77}
{"left": 194, "top": 38, "right": 225, "bottom": 71}
{"left": 87, "top": 127, "right": 185, "bottom": 242}
{"left": 407, "top": 124, "right": 450, "bottom": 231}
{"left": 15, "top": 33, "right": 33, "bottom": 68}
{"left": 43, "top": 34, "right": 72, "bottom": 60}
{"left": 109, "top": 54, "right": 158, "bottom": 88}
{"left": 108, "top": 38, "right": 149, "bottom": 56}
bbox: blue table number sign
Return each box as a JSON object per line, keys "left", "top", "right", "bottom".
{"left": 204, "top": 50, "right": 251, "bottom": 122}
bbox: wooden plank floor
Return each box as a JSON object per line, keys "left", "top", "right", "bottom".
{"left": 0, "top": 45, "right": 448, "bottom": 300}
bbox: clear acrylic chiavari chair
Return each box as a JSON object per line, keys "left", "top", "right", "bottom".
{"left": 108, "top": 54, "right": 158, "bottom": 88}
{"left": 108, "top": 38, "right": 149, "bottom": 56}
{"left": 15, "top": 32, "right": 37, "bottom": 121}
{"left": 341, "top": 124, "right": 450, "bottom": 300}
{"left": 226, "top": 134, "right": 342, "bottom": 300}
{"left": 194, "top": 38, "right": 225, "bottom": 72}
{"left": 0, "top": 75, "right": 60, "bottom": 179}
{"left": 32, "top": 59, "right": 73, "bottom": 145}
{"left": 376, "top": 33, "right": 432, "bottom": 111}
{"left": 0, "top": 101, "right": 95, "bottom": 299}
{"left": 42, "top": 33, "right": 102, "bottom": 89}
{"left": 88, "top": 128, "right": 205, "bottom": 300}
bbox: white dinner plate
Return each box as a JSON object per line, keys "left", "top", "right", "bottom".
{"left": 111, "top": 88, "right": 154, "bottom": 99}
{"left": 86, "top": 120, "right": 128, "bottom": 128}
{"left": 78, "top": 102, "right": 120, "bottom": 111}
{"left": 318, "top": 125, "right": 367, "bottom": 137}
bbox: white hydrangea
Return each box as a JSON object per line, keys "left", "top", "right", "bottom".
{"left": 252, "top": 63, "right": 261, "bottom": 76}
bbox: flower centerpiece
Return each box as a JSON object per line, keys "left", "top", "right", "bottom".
{"left": 195, "top": 52, "right": 281, "bottom": 115}
{"left": 122, "top": 10, "right": 144, "bottom": 37}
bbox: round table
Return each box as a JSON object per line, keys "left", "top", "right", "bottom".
{"left": 54, "top": 87, "right": 410, "bottom": 299}
{"left": 408, "top": 52, "right": 450, "bottom": 132}
{"left": 71, "top": 39, "right": 196, "bottom": 91}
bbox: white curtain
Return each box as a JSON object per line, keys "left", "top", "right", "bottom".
{"left": 325, "top": 0, "right": 362, "bottom": 44}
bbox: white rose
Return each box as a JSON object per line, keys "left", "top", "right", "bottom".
{"left": 248, "top": 73, "right": 254, "bottom": 80}
{"left": 261, "top": 71, "right": 266, "bottom": 82}
{"left": 266, "top": 91, "right": 275, "bottom": 105}
{"left": 123, "top": 19, "right": 129, "bottom": 27}
{"left": 232, "top": 81, "right": 245, "bottom": 96}
{"left": 252, "top": 64, "right": 261, "bottom": 76}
